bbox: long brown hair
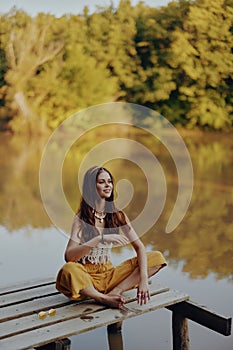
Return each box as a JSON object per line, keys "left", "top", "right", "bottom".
{"left": 77, "top": 166, "right": 129, "bottom": 242}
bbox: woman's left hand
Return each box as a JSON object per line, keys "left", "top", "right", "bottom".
{"left": 137, "top": 280, "right": 150, "bottom": 305}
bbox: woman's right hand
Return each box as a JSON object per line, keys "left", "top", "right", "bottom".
{"left": 103, "top": 234, "right": 129, "bottom": 246}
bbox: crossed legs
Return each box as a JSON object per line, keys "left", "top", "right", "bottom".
{"left": 79, "top": 264, "right": 163, "bottom": 309}
{"left": 56, "top": 252, "right": 167, "bottom": 309}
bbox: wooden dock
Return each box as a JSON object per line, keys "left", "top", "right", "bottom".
{"left": 0, "top": 277, "right": 231, "bottom": 350}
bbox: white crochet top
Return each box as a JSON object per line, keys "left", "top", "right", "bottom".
{"left": 81, "top": 242, "right": 113, "bottom": 265}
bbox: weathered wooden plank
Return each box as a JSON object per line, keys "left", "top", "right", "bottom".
{"left": 0, "top": 277, "right": 55, "bottom": 296}
{"left": 167, "top": 301, "right": 232, "bottom": 336}
{"left": 0, "top": 276, "right": 158, "bottom": 296}
{"left": 0, "top": 284, "right": 169, "bottom": 339}
{"left": 0, "top": 302, "right": 103, "bottom": 340}
{"left": 121, "top": 282, "right": 169, "bottom": 301}
{"left": 0, "top": 290, "right": 189, "bottom": 350}
{"left": 0, "top": 284, "right": 58, "bottom": 307}
{"left": 0, "top": 294, "right": 71, "bottom": 322}
{"left": 172, "top": 312, "right": 190, "bottom": 350}
{"left": 0, "top": 280, "right": 167, "bottom": 321}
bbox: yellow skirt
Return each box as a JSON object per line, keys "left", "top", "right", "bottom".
{"left": 56, "top": 251, "right": 167, "bottom": 300}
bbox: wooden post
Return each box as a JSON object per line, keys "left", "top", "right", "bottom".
{"left": 35, "top": 338, "right": 71, "bottom": 350}
{"left": 107, "top": 322, "right": 124, "bottom": 350}
{"left": 107, "top": 321, "right": 123, "bottom": 334}
{"left": 172, "top": 312, "right": 190, "bottom": 350}
{"left": 167, "top": 301, "right": 232, "bottom": 336}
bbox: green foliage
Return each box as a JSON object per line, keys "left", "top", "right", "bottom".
{"left": 0, "top": 48, "right": 9, "bottom": 128}
{"left": 0, "top": 0, "right": 232, "bottom": 133}
{"left": 169, "top": 0, "right": 233, "bottom": 129}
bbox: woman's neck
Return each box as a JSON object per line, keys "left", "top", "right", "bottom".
{"left": 95, "top": 199, "right": 105, "bottom": 213}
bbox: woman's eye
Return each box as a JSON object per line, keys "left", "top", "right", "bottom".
{"left": 97, "top": 179, "right": 112, "bottom": 185}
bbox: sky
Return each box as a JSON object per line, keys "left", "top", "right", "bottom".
{"left": 0, "top": 0, "right": 171, "bottom": 16}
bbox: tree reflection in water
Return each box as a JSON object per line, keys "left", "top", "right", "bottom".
{"left": 0, "top": 129, "right": 232, "bottom": 281}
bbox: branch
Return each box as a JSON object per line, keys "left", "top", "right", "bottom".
{"left": 6, "top": 32, "right": 16, "bottom": 69}
{"left": 37, "top": 41, "right": 64, "bottom": 67}
{"left": 37, "top": 20, "right": 52, "bottom": 58}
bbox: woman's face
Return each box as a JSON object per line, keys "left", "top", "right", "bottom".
{"left": 96, "top": 171, "right": 113, "bottom": 200}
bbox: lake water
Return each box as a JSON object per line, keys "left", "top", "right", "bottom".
{"left": 0, "top": 128, "right": 232, "bottom": 350}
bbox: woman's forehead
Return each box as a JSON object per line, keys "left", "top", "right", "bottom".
{"left": 97, "top": 171, "right": 111, "bottom": 180}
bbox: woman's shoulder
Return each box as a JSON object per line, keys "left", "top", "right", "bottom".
{"left": 72, "top": 213, "right": 82, "bottom": 228}
{"left": 116, "top": 210, "right": 127, "bottom": 222}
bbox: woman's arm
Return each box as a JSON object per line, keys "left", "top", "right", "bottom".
{"left": 123, "top": 214, "right": 150, "bottom": 304}
{"left": 64, "top": 215, "right": 102, "bottom": 262}
{"left": 131, "top": 238, "right": 150, "bottom": 303}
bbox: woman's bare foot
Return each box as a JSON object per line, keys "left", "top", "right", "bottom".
{"left": 99, "top": 294, "right": 125, "bottom": 309}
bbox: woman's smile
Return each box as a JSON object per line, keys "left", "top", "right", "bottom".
{"left": 96, "top": 171, "right": 113, "bottom": 198}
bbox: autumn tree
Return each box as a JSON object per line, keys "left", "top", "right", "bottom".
{"left": 1, "top": 10, "right": 64, "bottom": 133}
{"left": 83, "top": 0, "right": 139, "bottom": 99}
{"left": 169, "top": 0, "right": 233, "bottom": 129}
{"left": 0, "top": 0, "right": 232, "bottom": 132}
{"left": 1, "top": 8, "right": 118, "bottom": 133}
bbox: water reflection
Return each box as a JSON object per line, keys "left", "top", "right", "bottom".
{"left": 0, "top": 130, "right": 232, "bottom": 281}
{"left": 0, "top": 135, "right": 50, "bottom": 230}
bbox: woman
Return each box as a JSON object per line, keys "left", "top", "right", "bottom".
{"left": 56, "top": 166, "right": 167, "bottom": 309}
